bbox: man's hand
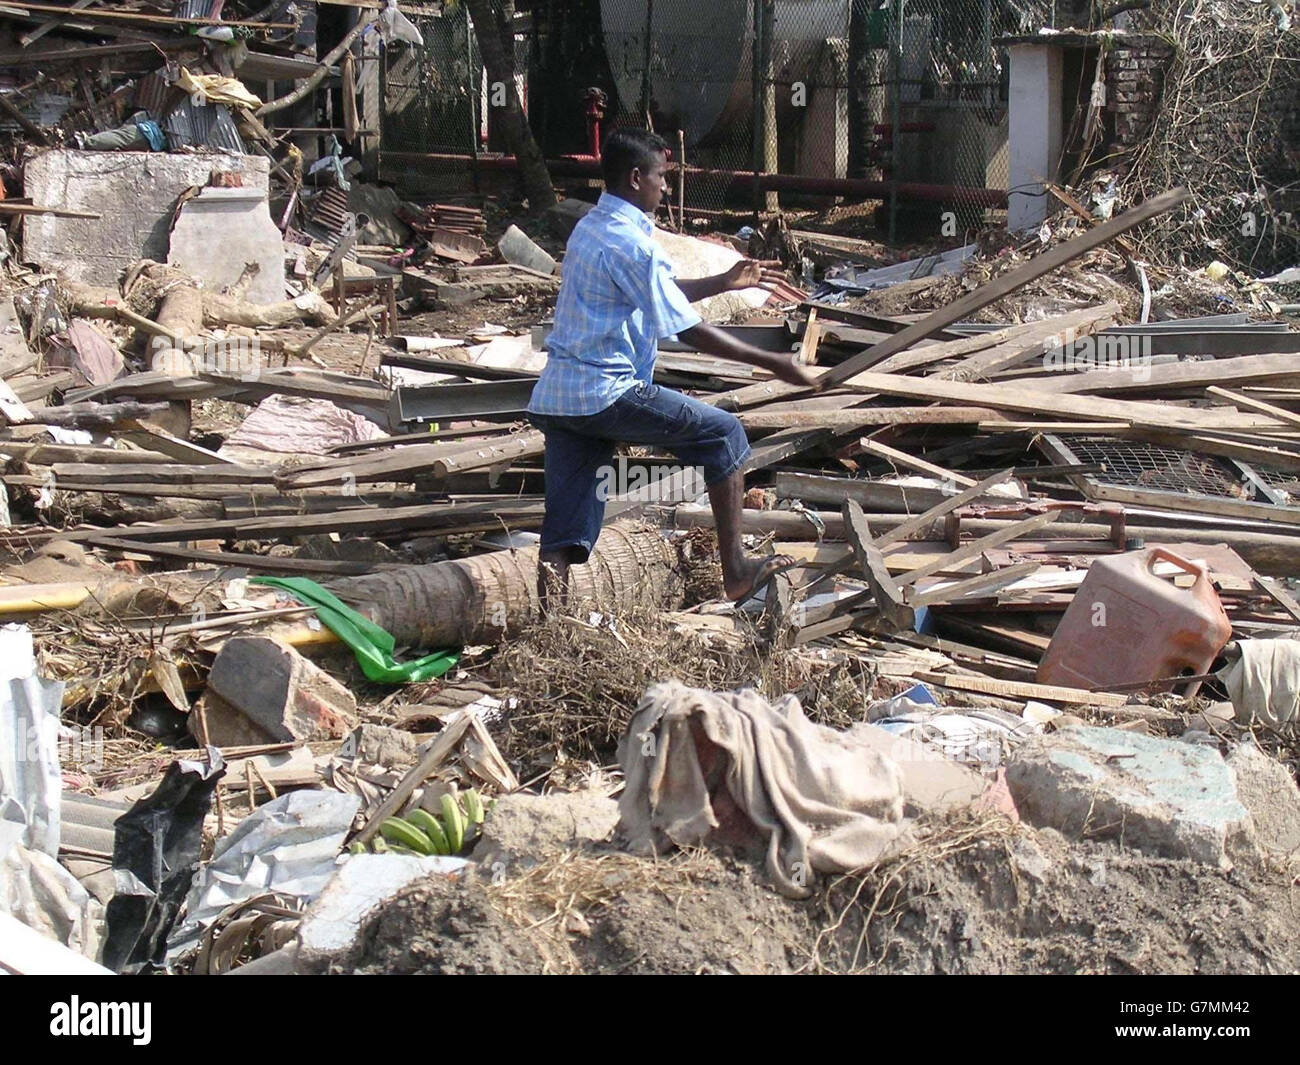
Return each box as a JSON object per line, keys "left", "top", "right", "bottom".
{"left": 766, "top": 355, "right": 821, "bottom": 389}
{"left": 723, "top": 259, "right": 787, "bottom": 293}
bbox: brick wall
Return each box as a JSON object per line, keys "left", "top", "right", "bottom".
{"left": 1104, "top": 37, "right": 1175, "bottom": 153}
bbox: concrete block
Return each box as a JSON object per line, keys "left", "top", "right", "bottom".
{"left": 294, "top": 853, "right": 466, "bottom": 972}
{"left": 338, "top": 723, "right": 419, "bottom": 767}
{"left": 201, "top": 636, "right": 357, "bottom": 746}
{"left": 497, "top": 224, "right": 557, "bottom": 275}
{"left": 167, "top": 186, "right": 285, "bottom": 305}
{"left": 1226, "top": 744, "right": 1300, "bottom": 859}
{"left": 1006, "top": 726, "right": 1256, "bottom": 868}
{"left": 23, "top": 149, "right": 269, "bottom": 289}
{"left": 848, "top": 723, "right": 1015, "bottom": 819}
{"left": 474, "top": 791, "right": 619, "bottom": 872}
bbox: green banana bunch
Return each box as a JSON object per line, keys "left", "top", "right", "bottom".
{"left": 351, "top": 789, "right": 489, "bottom": 858}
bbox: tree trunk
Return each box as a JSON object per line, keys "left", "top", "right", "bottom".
{"left": 464, "top": 0, "right": 557, "bottom": 210}
{"left": 325, "top": 523, "right": 681, "bottom": 647}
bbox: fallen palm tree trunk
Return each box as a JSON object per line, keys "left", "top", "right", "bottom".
{"left": 3, "top": 525, "right": 684, "bottom": 652}
{"left": 321, "top": 523, "right": 682, "bottom": 648}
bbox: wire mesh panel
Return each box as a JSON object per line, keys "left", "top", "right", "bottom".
{"left": 1058, "top": 436, "right": 1251, "bottom": 499}
{"left": 381, "top": 10, "right": 482, "bottom": 174}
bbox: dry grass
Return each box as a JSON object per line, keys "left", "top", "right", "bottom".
{"left": 800, "top": 811, "right": 1019, "bottom": 974}
{"left": 490, "top": 608, "right": 874, "bottom": 774}
{"left": 483, "top": 848, "right": 716, "bottom": 974}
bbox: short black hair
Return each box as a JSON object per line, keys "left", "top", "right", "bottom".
{"left": 601, "top": 128, "right": 670, "bottom": 187}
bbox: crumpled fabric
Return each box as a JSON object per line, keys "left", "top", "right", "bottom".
{"left": 174, "top": 67, "right": 262, "bottom": 110}
{"left": 618, "top": 681, "right": 907, "bottom": 899}
{"left": 1219, "top": 639, "right": 1300, "bottom": 728}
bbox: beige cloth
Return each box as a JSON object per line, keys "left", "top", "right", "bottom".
{"left": 1220, "top": 639, "right": 1300, "bottom": 729}
{"left": 618, "top": 681, "right": 907, "bottom": 898}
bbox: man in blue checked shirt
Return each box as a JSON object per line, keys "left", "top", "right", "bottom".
{"left": 527, "top": 128, "right": 820, "bottom": 604}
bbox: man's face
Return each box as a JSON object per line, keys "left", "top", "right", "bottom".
{"left": 627, "top": 150, "right": 671, "bottom": 214}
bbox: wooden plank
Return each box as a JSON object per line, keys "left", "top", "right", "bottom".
{"left": 937, "top": 303, "right": 1121, "bottom": 382}
{"left": 906, "top": 560, "right": 1041, "bottom": 608}
{"left": 842, "top": 500, "right": 913, "bottom": 630}
{"left": 792, "top": 612, "right": 860, "bottom": 645}
{"left": 0, "top": 441, "right": 176, "bottom": 465}
{"left": 80, "top": 537, "right": 390, "bottom": 576}
{"left": 278, "top": 433, "right": 542, "bottom": 489}
{"left": 796, "top": 308, "right": 821, "bottom": 365}
{"left": 912, "top": 670, "right": 1129, "bottom": 707}
{"left": 1033, "top": 352, "right": 1300, "bottom": 397}
{"left": 874, "top": 468, "right": 1016, "bottom": 548}
{"left": 1205, "top": 385, "right": 1300, "bottom": 428}
{"left": 821, "top": 188, "right": 1189, "bottom": 386}
{"left": 50, "top": 462, "right": 274, "bottom": 486}
{"left": 432, "top": 430, "right": 546, "bottom": 477}
{"left": 980, "top": 420, "right": 1133, "bottom": 433}
{"left": 823, "top": 371, "right": 1278, "bottom": 433}
{"left": 354, "top": 712, "right": 476, "bottom": 845}
{"left": 740, "top": 406, "right": 1005, "bottom": 429}
{"left": 1065, "top": 479, "right": 1300, "bottom": 527}
{"left": 895, "top": 510, "right": 1062, "bottom": 587}
{"left": 115, "top": 428, "right": 234, "bottom": 465}
{"left": 0, "top": 2, "right": 296, "bottom": 27}
{"left": 849, "top": 436, "right": 976, "bottom": 487}
{"left": 773, "top": 471, "right": 951, "bottom": 513}
{"left": 0, "top": 202, "right": 100, "bottom": 219}
{"left": 1254, "top": 576, "right": 1300, "bottom": 624}
{"left": 26, "top": 499, "right": 545, "bottom": 547}
{"left": 873, "top": 319, "right": 1044, "bottom": 375}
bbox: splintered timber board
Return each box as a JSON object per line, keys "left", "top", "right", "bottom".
{"left": 821, "top": 189, "right": 1189, "bottom": 386}
{"left": 812, "top": 372, "right": 1282, "bottom": 434}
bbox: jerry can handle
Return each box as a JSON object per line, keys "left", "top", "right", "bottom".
{"left": 1146, "top": 546, "right": 1207, "bottom": 583}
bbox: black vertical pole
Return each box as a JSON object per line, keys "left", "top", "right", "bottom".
{"left": 889, "top": 0, "right": 903, "bottom": 242}
{"left": 467, "top": 8, "right": 481, "bottom": 193}
{"left": 750, "top": 0, "right": 763, "bottom": 221}
{"left": 640, "top": 0, "right": 655, "bottom": 127}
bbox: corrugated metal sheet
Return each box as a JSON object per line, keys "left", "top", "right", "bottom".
{"left": 134, "top": 71, "right": 177, "bottom": 119}
{"left": 162, "top": 98, "right": 247, "bottom": 154}
{"left": 311, "top": 186, "right": 352, "bottom": 238}
{"left": 172, "top": 0, "right": 218, "bottom": 19}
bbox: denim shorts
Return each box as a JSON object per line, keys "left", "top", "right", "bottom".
{"left": 528, "top": 382, "right": 751, "bottom": 560}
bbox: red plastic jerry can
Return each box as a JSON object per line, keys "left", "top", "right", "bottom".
{"left": 1037, "top": 547, "right": 1232, "bottom": 696}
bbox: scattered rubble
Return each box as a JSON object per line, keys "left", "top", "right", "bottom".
{"left": 0, "top": 0, "right": 1295, "bottom": 985}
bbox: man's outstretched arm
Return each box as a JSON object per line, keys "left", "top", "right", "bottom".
{"left": 677, "top": 321, "right": 820, "bottom": 389}
{"left": 675, "top": 259, "right": 789, "bottom": 303}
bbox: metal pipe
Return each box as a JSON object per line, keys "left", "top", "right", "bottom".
{"left": 381, "top": 152, "right": 1008, "bottom": 206}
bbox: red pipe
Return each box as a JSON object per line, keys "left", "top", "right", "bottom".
{"left": 383, "top": 151, "right": 1008, "bottom": 207}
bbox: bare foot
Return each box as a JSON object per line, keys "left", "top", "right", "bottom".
{"left": 723, "top": 553, "right": 797, "bottom": 603}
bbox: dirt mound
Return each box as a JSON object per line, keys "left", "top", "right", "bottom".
{"left": 342, "top": 851, "right": 812, "bottom": 975}
{"left": 341, "top": 816, "right": 1300, "bottom": 975}
{"left": 813, "top": 828, "right": 1300, "bottom": 975}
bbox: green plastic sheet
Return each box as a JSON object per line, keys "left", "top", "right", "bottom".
{"left": 251, "top": 576, "right": 459, "bottom": 684}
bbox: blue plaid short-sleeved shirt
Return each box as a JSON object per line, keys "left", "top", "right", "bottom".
{"left": 526, "top": 192, "right": 702, "bottom": 417}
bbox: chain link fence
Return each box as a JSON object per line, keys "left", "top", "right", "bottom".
{"left": 376, "top": 1, "right": 1053, "bottom": 239}
{"left": 380, "top": 9, "right": 482, "bottom": 190}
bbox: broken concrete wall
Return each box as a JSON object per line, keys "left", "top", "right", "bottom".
{"left": 22, "top": 149, "right": 271, "bottom": 289}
